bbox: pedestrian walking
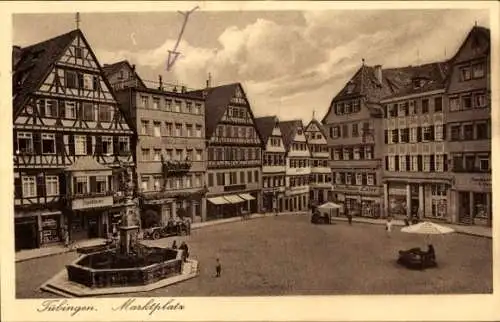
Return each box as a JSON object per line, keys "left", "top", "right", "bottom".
{"left": 385, "top": 216, "right": 393, "bottom": 237}
{"left": 179, "top": 241, "right": 189, "bottom": 262}
{"left": 215, "top": 258, "right": 222, "bottom": 277}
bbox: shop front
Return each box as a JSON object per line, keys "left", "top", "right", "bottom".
{"left": 332, "top": 185, "right": 382, "bottom": 218}
{"left": 207, "top": 192, "right": 258, "bottom": 220}
{"left": 453, "top": 174, "right": 491, "bottom": 226}
{"left": 68, "top": 194, "right": 114, "bottom": 241}
{"left": 15, "top": 211, "right": 63, "bottom": 250}
{"left": 284, "top": 186, "right": 309, "bottom": 212}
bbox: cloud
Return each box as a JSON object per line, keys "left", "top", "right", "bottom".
{"left": 93, "top": 9, "right": 489, "bottom": 123}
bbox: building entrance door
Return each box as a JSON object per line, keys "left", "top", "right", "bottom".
{"left": 15, "top": 220, "right": 38, "bottom": 250}
{"left": 87, "top": 213, "right": 100, "bottom": 238}
{"left": 411, "top": 198, "right": 420, "bottom": 218}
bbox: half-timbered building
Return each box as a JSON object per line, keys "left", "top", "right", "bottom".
{"left": 12, "top": 29, "right": 135, "bottom": 250}
{"left": 190, "top": 83, "right": 263, "bottom": 220}
{"left": 255, "top": 116, "right": 286, "bottom": 212}
{"left": 104, "top": 63, "right": 208, "bottom": 224}
{"left": 280, "top": 120, "right": 311, "bottom": 212}
{"left": 305, "top": 117, "right": 332, "bottom": 206}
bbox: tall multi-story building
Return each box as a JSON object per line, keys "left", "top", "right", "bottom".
{"left": 446, "top": 26, "right": 491, "bottom": 226}
{"left": 190, "top": 83, "right": 263, "bottom": 220}
{"left": 104, "top": 62, "right": 207, "bottom": 224}
{"left": 280, "top": 120, "right": 311, "bottom": 212}
{"left": 321, "top": 64, "right": 389, "bottom": 218}
{"left": 255, "top": 116, "right": 286, "bottom": 212}
{"left": 12, "top": 29, "right": 136, "bottom": 250}
{"left": 380, "top": 63, "right": 453, "bottom": 221}
{"left": 305, "top": 117, "right": 332, "bottom": 205}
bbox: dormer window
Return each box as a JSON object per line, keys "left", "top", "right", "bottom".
{"left": 413, "top": 78, "right": 425, "bottom": 89}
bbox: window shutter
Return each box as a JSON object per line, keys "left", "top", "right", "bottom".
{"left": 59, "top": 173, "right": 66, "bottom": 196}
{"left": 442, "top": 125, "right": 446, "bottom": 140}
{"left": 430, "top": 155, "right": 435, "bottom": 172}
{"left": 113, "top": 136, "right": 119, "bottom": 155}
{"left": 14, "top": 177, "right": 22, "bottom": 198}
{"left": 406, "top": 155, "right": 410, "bottom": 171}
{"left": 417, "top": 155, "right": 423, "bottom": 172}
{"left": 383, "top": 105, "right": 387, "bottom": 118}
{"left": 361, "top": 173, "right": 367, "bottom": 185}
{"left": 58, "top": 100, "right": 65, "bottom": 118}
{"left": 13, "top": 130, "right": 18, "bottom": 154}
{"left": 384, "top": 130, "right": 388, "bottom": 144}
{"left": 39, "top": 101, "right": 45, "bottom": 117}
{"left": 33, "top": 132, "right": 42, "bottom": 154}
{"left": 417, "top": 127, "right": 422, "bottom": 142}
{"left": 444, "top": 154, "right": 448, "bottom": 172}
{"left": 90, "top": 176, "right": 97, "bottom": 193}
{"left": 55, "top": 133, "right": 63, "bottom": 155}
{"left": 108, "top": 175, "right": 113, "bottom": 191}
{"left": 95, "top": 136, "right": 102, "bottom": 154}
{"left": 429, "top": 126, "right": 435, "bottom": 141}
{"left": 385, "top": 156, "right": 389, "bottom": 170}
{"left": 395, "top": 156, "right": 399, "bottom": 171}
{"left": 51, "top": 101, "right": 58, "bottom": 117}
{"left": 68, "top": 134, "right": 75, "bottom": 155}
{"left": 36, "top": 173, "right": 45, "bottom": 197}
{"left": 86, "top": 136, "right": 93, "bottom": 155}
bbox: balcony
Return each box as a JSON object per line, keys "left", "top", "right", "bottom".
{"left": 161, "top": 160, "right": 192, "bottom": 176}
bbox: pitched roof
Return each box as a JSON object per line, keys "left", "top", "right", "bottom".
{"left": 102, "top": 60, "right": 147, "bottom": 89}
{"left": 305, "top": 118, "right": 327, "bottom": 138}
{"left": 65, "top": 156, "right": 111, "bottom": 172}
{"left": 13, "top": 29, "right": 80, "bottom": 115}
{"left": 449, "top": 25, "right": 490, "bottom": 64}
{"left": 279, "top": 119, "right": 303, "bottom": 152}
{"left": 189, "top": 83, "right": 262, "bottom": 143}
{"left": 254, "top": 116, "right": 277, "bottom": 144}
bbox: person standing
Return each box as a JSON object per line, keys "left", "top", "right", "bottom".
{"left": 385, "top": 216, "right": 393, "bottom": 237}
{"left": 215, "top": 258, "right": 222, "bottom": 277}
{"left": 172, "top": 240, "right": 178, "bottom": 249}
{"left": 347, "top": 211, "right": 353, "bottom": 225}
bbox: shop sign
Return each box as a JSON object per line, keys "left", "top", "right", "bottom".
{"left": 471, "top": 177, "right": 491, "bottom": 188}
{"left": 455, "top": 175, "right": 491, "bottom": 191}
{"left": 72, "top": 196, "right": 113, "bottom": 210}
{"left": 332, "top": 185, "right": 381, "bottom": 195}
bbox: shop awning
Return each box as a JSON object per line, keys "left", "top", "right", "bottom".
{"left": 208, "top": 197, "right": 229, "bottom": 205}
{"left": 223, "top": 195, "right": 245, "bottom": 204}
{"left": 239, "top": 193, "right": 255, "bottom": 201}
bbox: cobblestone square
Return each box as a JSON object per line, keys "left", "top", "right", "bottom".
{"left": 17, "top": 215, "right": 492, "bottom": 298}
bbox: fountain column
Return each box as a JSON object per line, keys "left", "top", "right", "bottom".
{"left": 118, "top": 167, "right": 140, "bottom": 255}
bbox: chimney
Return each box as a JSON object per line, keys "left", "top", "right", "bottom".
{"left": 374, "top": 65, "right": 383, "bottom": 84}
{"left": 181, "top": 86, "right": 187, "bottom": 93}
{"left": 206, "top": 72, "right": 212, "bottom": 88}
{"left": 158, "top": 75, "right": 163, "bottom": 91}
{"left": 132, "top": 64, "right": 136, "bottom": 72}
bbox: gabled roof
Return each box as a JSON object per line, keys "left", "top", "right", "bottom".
{"left": 102, "top": 60, "right": 147, "bottom": 89}
{"left": 254, "top": 116, "right": 278, "bottom": 144}
{"left": 279, "top": 119, "right": 303, "bottom": 152}
{"left": 189, "top": 83, "right": 262, "bottom": 143}
{"left": 448, "top": 25, "right": 490, "bottom": 65}
{"left": 305, "top": 118, "right": 327, "bottom": 138}
{"left": 13, "top": 29, "right": 80, "bottom": 115}
{"left": 65, "top": 156, "right": 112, "bottom": 172}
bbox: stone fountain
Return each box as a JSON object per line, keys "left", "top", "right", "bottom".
{"left": 40, "top": 168, "right": 199, "bottom": 297}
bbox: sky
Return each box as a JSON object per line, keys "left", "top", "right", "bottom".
{"left": 12, "top": 9, "right": 489, "bottom": 123}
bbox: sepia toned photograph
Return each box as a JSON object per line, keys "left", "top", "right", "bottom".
{"left": 1, "top": 1, "right": 498, "bottom": 321}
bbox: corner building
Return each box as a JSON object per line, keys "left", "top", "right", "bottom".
{"left": 321, "top": 65, "right": 386, "bottom": 218}
{"left": 190, "top": 83, "right": 263, "bottom": 220}
{"left": 380, "top": 63, "right": 453, "bottom": 221}
{"left": 445, "top": 26, "right": 491, "bottom": 226}
{"left": 104, "top": 62, "right": 207, "bottom": 225}
{"left": 12, "top": 29, "right": 136, "bottom": 250}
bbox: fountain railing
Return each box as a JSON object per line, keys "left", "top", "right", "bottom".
{"left": 66, "top": 249, "right": 184, "bottom": 288}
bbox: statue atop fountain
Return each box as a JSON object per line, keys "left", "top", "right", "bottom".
{"left": 118, "top": 167, "right": 140, "bottom": 255}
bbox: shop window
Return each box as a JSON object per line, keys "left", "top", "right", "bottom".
{"left": 473, "top": 193, "right": 488, "bottom": 219}
{"left": 22, "top": 176, "right": 37, "bottom": 197}
{"left": 431, "top": 199, "right": 447, "bottom": 219}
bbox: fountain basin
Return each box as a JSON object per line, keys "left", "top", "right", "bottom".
{"left": 66, "top": 246, "right": 183, "bottom": 288}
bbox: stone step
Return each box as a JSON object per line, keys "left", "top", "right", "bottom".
{"left": 40, "top": 284, "right": 75, "bottom": 298}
